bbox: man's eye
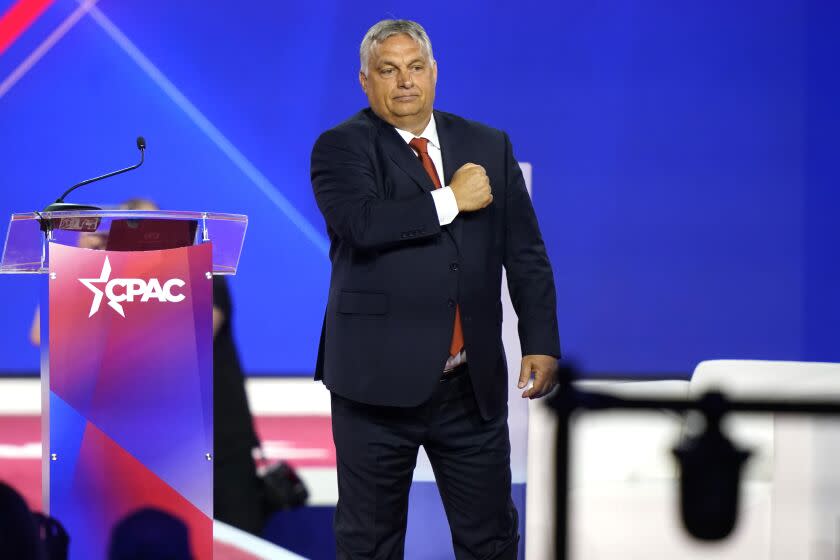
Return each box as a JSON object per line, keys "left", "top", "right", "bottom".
{"left": 381, "top": 68, "right": 395, "bottom": 76}
{"left": 411, "top": 66, "right": 423, "bottom": 72}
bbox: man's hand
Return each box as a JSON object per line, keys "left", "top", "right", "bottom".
{"left": 517, "top": 354, "right": 559, "bottom": 399}
{"left": 450, "top": 163, "right": 493, "bottom": 212}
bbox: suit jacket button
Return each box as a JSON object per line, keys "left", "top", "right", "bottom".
{"left": 447, "top": 299, "right": 456, "bottom": 308}
{"left": 450, "top": 263, "right": 459, "bottom": 271}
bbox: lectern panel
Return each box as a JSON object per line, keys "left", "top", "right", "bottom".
{"left": 46, "top": 242, "right": 214, "bottom": 559}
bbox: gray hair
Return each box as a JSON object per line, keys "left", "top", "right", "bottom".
{"left": 359, "top": 20, "right": 434, "bottom": 75}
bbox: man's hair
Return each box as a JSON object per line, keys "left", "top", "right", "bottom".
{"left": 359, "top": 19, "right": 434, "bottom": 75}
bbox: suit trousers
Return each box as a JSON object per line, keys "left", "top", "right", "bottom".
{"left": 330, "top": 368, "right": 519, "bottom": 560}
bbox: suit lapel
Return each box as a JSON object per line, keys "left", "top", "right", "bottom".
{"left": 435, "top": 111, "right": 464, "bottom": 253}
{"left": 370, "top": 111, "right": 436, "bottom": 193}
{"left": 368, "top": 109, "right": 465, "bottom": 253}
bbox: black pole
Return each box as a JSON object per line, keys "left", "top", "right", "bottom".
{"left": 554, "top": 390, "right": 571, "bottom": 560}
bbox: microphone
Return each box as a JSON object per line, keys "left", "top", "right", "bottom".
{"left": 43, "top": 136, "right": 147, "bottom": 212}
{"left": 672, "top": 393, "right": 751, "bottom": 541}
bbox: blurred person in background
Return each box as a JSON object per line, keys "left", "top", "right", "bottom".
{"left": 116, "top": 198, "right": 267, "bottom": 534}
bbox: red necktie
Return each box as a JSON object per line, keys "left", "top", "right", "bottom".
{"left": 409, "top": 137, "right": 464, "bottom": 357}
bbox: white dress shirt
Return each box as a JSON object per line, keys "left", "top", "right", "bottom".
{"left": 394, "top": 117, "right": 460, "bottom": 226}
{"left": 394, "top": 116, "right": 466, "bottom": 371}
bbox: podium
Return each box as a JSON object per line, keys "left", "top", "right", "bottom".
{"left": 0, "top": 210, "right": 247, "bottom": 559}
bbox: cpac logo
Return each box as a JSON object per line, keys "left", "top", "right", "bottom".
{"left": 79, "top": 257, "right": 186, "bottom": 318}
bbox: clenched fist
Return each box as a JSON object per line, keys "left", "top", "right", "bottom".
{"left": 450, "top": 163, "right": 493, "bottom": 212}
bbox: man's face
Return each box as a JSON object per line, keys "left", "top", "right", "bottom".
{"left": 360, "top": 33, "right": 437, "bottom": 134}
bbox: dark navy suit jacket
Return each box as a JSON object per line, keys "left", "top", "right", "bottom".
{"left": 311, "top": 108, "right": 560, "bottom": 419}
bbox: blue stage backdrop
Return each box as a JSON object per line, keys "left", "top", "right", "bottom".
{"left": 0, "top": 0, "right": 837, "bottom": 377}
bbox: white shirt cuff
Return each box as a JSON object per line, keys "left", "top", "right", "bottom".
{"left": 431, "top": 187, "right": 459, "bottom": 226}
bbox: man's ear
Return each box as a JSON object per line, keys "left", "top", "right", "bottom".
{"left": 359, "top": 71, "right": 368, "bottom": 93}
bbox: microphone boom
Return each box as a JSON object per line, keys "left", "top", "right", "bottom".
{"left": 43, "top": 136, "right": 147, "bottom": 213}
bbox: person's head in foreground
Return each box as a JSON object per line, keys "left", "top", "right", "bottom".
{"left": 0, "top": 480, "right": 42, "bottom": 560}
{"left": 108, "top": 507, "right": 192, "bottom": 560}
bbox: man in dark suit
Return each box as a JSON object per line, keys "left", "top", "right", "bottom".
{"left": 311, "top": 19, "right": 560, "bottom": 560}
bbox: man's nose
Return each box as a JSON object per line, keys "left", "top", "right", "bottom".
{"left": 397, "top": 69, "right": 413, "bottom": 87}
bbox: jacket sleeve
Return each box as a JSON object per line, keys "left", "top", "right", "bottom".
{"left": 502, "top": 132, "right": 561, "bottom": 358}
{"left": 311, "top": 129, "right": 441, "bottom": 251}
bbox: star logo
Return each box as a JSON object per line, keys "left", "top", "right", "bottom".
{"left": 78, "top": 258, "right": 187, "bottom": 318}
{"left": 79, "top": 257, "right": 125, "bottom": 317}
